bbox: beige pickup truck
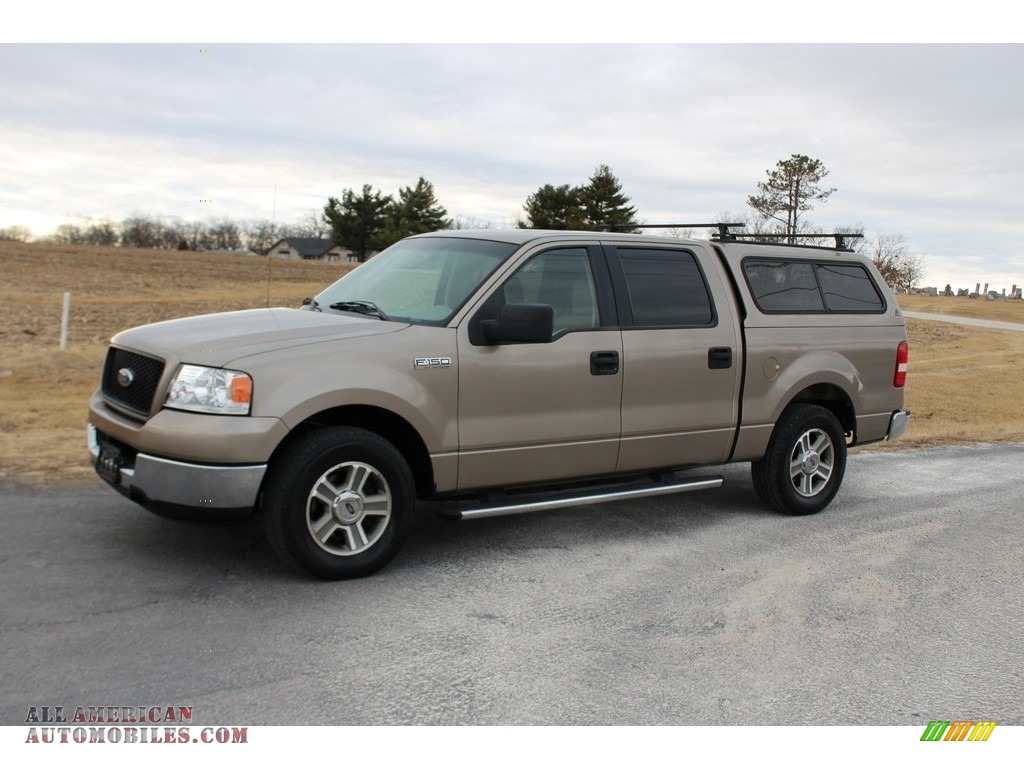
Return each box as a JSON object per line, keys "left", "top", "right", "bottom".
{"left": 88, "top": 227, "right": 910, "bottom": 579}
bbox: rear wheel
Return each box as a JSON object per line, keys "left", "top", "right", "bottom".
{"left": 263, "top": 427, "right": 415, "bottom": 579}
{"left": 751, "top": 404, "right": 847, "bottom": 516}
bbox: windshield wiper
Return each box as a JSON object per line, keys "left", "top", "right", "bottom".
{"left": 329, "top": 300, "right": 389, "bottom": 321}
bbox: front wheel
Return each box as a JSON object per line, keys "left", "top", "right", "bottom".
{"left": 263, "top": 427, "right": 415, "bottom": 579}
{"left": 751, "top": 404, "right": 847, "bottom": 516}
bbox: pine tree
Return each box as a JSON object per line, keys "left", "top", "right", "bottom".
{"left": 519, "top": 165, "right": 639, "bottom": 231}
{"left": 746, "top": 154, "right": 836, "bottom": 243}
{"left": 519, "top": 184, "right": 583, "bottom": 229}
{"left": 579, "top": 164, "right": 639, "bottom": 232}
{"left": 323, "top": 184, "right": 392, "bottom": 262}
{"left": 378, "top": 177, "right": 451, "bottom": 247}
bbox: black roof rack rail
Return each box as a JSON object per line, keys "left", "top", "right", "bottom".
{"left": 717, "top": 232, "right": 864, "bottom": 251}
{"left": 613, "top": 222, "right": 746, "bottom": 240}
{"left": 607, "top": 224, "right": 862, "bottom": 251}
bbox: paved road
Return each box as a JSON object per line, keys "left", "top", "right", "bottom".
{"left": 903, "top": 310, "right": 1024, "bottom": 332}
{"left": 1, "top": 444, "right": 1022, "bottom": 726}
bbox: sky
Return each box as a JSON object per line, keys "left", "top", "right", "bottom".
{"left": 2, "top": 7, "right": 1022, "bottom": 292}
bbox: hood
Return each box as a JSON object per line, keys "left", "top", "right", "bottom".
{"left": 111, "top": 308, "right": 408, "bottom": 367}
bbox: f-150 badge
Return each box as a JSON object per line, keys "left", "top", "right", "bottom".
{"left": 414, "top": 357, "right": 452, "bottom": 370}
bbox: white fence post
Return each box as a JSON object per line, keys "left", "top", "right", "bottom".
{"left": 60, "top": 291, "right": 70, "bottom": 351}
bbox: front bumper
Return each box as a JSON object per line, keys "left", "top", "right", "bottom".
{"left": 885, "top": 409, "right": 912, "bottom": 441}
{"left": 88, "top": 424, "right": 266, "bottom": 512}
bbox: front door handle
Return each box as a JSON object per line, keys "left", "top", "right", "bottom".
{"left": 590, "top": 350, "right": 619, "bottom": 376}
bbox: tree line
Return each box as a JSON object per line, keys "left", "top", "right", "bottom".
{"left": 29, "top": 212, "right": 329, "bottom": 254}
{"left": 5, "top": 155, "right": 923, "bottom": 288}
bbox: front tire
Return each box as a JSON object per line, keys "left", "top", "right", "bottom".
{"left": 751, "top": 404, "right": 847, "bottom": 516}
{"left": 263, "top": 427, "right": 415, "bottom": 579}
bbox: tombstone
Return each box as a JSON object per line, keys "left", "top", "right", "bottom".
{"left": 983, "top": 283, "right": 989, "bottom": 296}
{"left": 926, "top": 286, "right": 938, "bottom": 296}
{"left": 957, "top": 288, "right": 969, "bottom": 297}
{"left": 976, "top": 283, "right": 981, "bottom": 294}
{"left": 944, "top": 284, "right": 953, "bottom": 297}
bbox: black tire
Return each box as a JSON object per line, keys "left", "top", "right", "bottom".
{"left": 751, "top": 403, "right": 847, "bottom": 516}
{"left": 263, "top": 427, "right": 415, "bottom": 579}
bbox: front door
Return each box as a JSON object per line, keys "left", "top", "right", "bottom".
{"left": 456, "top": 244, "right": 622, "bottom": 491}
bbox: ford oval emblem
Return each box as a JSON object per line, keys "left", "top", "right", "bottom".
{"left": 117, "top": 368, "right": 135, "bottom": 387}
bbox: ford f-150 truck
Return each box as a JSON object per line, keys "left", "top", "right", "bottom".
{"left": 88, "top": 227, "right": 910, "bottom": 579}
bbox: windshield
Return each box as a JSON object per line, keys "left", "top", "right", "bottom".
{"left": 314, "top": 236, "right": 517, "bottom": 325}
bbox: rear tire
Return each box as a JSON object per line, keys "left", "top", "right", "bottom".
{"left": 751, "top": 404, "right": 847, "bottom": 516}
{"left": 263, "top": 427, "right": 415, "bottom": 579}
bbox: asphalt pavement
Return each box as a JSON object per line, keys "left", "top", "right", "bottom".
{"left": 1, "top": 443, "right": 1022, "bottom": 725}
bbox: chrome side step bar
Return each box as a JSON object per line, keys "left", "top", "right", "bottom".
{"left": 449, "top": 476, "right": 724, "bottom": 521}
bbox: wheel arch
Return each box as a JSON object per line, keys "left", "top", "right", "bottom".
{"left": 786, "top": 383, "right": 857, "bottom": 439}
{"left": 266, "top": 405, "right": 436, "bottom": 501}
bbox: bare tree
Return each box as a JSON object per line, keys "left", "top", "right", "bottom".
{"left": 289, "top": 211, "right": 329, "bottom": 239}
{"left": 661, "top": 226, "right": 698, "bottom": 239}
{"left": 0, "top": 225, "right": 32, "bottom": 242}
{"left": 206, "top": 218, "right": 242, "bottom": 251}
{"left": 709, "top": 211, "right": 773, "bottom": 239}
{"left": 120, "top": 214, "right": 162, "bottom": 248}
{"left": 243, "top": 219, "right": 283, "bottom": 255}
{"left": 450, "top": 216, "right": 495, "bottom": 230}
{"left": 866, "top": 233, "right": 924, "bottom": 291}
{"left": 84, "top": 219, "right": 119, "bottom": 246}
{"left": 52, "top": 223, "right": 86, "bottom": 244}
{"left": 158, "top": 218, "right": 185, "bottom": 250}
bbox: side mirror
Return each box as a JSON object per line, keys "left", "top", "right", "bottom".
{"left": 480, "top": 303, "right": 553, "bottom": 345}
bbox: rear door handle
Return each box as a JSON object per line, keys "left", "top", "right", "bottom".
{"left": 590, "top": 350, "right": 620, "bottom": 376}
{"left": 708, "top": 347, "right": 732, "bottom": 369}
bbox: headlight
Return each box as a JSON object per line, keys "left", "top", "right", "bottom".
{"left": 164, "top": 365, "right": 252, "bottom": 415}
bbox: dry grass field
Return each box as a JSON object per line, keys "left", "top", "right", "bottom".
{"left": 1, "top": 241, "right": 352, "bottom": 484}
{"left": 1, "top": 241, "right": 1022, "bottom": 486}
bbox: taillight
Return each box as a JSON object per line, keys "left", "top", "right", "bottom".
{"left": 894, "top": 341, "right": 909, "bottom": 387}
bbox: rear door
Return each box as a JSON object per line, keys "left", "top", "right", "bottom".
{"left": 455, "top": 243, "right": 622, "bottom": 491}
{"left": 605, "top": 243, "right": 743, "bottom": 472}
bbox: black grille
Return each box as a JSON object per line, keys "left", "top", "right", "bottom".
{"left": 102, "top": 348, "right": 166, "bottom": 417}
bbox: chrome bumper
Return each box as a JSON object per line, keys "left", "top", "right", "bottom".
{"left": 885, "top": 409, "right": 911, "bottom": 441}
{"left": 88, "top": 424, "right": 266, "bottom": 511}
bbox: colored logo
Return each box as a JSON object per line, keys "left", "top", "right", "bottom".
{"left": 920, "top": 720, "right": 996, "bottom": 741}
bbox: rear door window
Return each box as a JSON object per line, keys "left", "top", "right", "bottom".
{"left": 617, "top": 248, "right": 715, "bottom": 327}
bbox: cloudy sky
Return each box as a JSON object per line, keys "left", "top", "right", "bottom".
{"left": 2, "top": 33, "right": 1021, "bottom": 291}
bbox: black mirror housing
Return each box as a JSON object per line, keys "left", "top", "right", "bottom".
{"left": 481, "top": 303, "right": 553, "bottom": 344}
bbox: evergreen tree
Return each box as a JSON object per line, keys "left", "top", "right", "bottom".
{"left": 519, "top": 184, "right": 583, "bottom": 229}
{"left": 519, "top": 165, "right": 639, "bottom": 231}
{"left": 379, "top": 177, "right": 451, "bottom": 247}
{"left": 747, "top": 154, "right": 836, "bottom": 243}
{"left": 579, "top": 164, "right": 639, "bottom": 232}
{"left": 323, "top": 184, "right": 392, "bottom": 262}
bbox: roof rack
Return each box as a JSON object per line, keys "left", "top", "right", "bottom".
{"left": 613, "top": 223, "right": 864, "bottom": 251}
{"left": 614, "top": 223, "right": 746, "bottom": 240}
{"left": 713, "top": 231, "right": 864, "bottom": 251}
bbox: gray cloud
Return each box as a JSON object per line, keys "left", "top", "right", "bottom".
{"left": 1, "top": 44, "right": 1021, "bottom": 290}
